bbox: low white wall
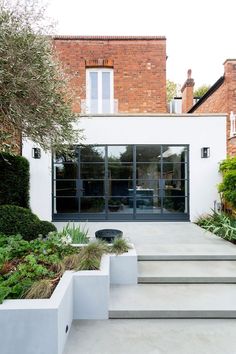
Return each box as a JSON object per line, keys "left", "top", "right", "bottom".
{"left": 73, "top": 255, "right": 110, "bottom": 320}
{"left": 22, "top": 114, "right": 227, "bottom": 221}
{"left": 110, "top": 245, "right": 137, "bottom": 284}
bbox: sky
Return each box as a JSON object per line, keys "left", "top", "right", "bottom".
{"left": 46, "top": 0, "right": 236, "bottom": 89}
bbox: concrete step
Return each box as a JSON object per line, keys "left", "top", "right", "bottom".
{"left": 137, "top": 243, "right": 236, "bottom": 261}
{"left": 109, "top": 284, "right": 236, "bottom": 319}
{"left": 138, "top": 260, "right": 236, "bottom": 283}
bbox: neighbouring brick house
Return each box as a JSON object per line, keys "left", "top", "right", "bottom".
{"left": 22, "top": 36, "right": 226, "bottom": 222}
{"left": 188, "top": 59, "right": 236, "bottom": 156}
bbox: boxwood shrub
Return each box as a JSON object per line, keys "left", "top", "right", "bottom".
{"left": 0, "top": 205, "right": 56, "bottom": 240}
{"left": 0, "top": 153, "right": 29, "bottom": 207}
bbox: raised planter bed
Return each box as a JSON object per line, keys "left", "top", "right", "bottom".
{"left": 0, "top": 245, "right": 137, "bottom": 354}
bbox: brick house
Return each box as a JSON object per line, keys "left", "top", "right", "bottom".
{"left": 22, "top": 36, "right": 226, "bottom": 222}
{"left": 188, "top": 59, "right": 236, "bottom": 156}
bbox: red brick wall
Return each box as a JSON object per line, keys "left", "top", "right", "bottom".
{"left": 53, "top": 36, "right": 167, "bottom": 114}
{"left": 193, "top": 60, "right": 236, "bottom": 156}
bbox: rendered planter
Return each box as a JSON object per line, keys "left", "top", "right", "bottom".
{"left": 0, "top": 245, "right": 137, "bottom": 354}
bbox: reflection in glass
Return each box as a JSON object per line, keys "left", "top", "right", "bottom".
{"left": 136, "top": 163, "right": 161, "bottom": 180}
{"left": 162, "top": 146, "right": 187, "bottom": 163}
{"left": 55, "top": 164, "right": 77, "bottom": 179}
{"left": 109, "top": 180, "right": 133, "bottom": 196}
{"left": 108, "top": 197, "right": 133, "bottom": 213}
{"left": 108, "top": 163, "right": 132, "bottom": 179}
{"left": 80, "top": 146, "right": 105, "bottom": 162}
{"left": 56, "top": 181, "right": 77, "bottom": 196}
{"left": 80, "top": 197, "right": 105, "bottom": 213}
{"left": 55, "top": 148, "right": 78, "bottom": 163}
{"left": 164, "top": 180, "right": 186, "bottom": 197}
{"left": 82, "top": 180, "right": 104, "bottom": 196}
{"left": 163, "top": 197, "right": 186, "bottom": 213}
{"left": 55, "top": 197, "right": 78, "bottom": 213}
{"left": 108, "top": 146, "right": 133, "bottom": 162}
{"left": 136, "top": 197, "right": 161, "bottom": 212}
{"left": 163, "top": 163, "right": 186, "bottom": 180}
{"left": 136, "top": 145, "right": 161, "bottom": 162}
{"left": 136, "top": 180, "right": 159, "bottom": 196}
{"left": 80, "top": 163, "right": 105, "bottom": 179}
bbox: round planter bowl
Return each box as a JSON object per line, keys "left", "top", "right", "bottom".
{"left": 95, "top": 229, "right": 123, "bottom": 243}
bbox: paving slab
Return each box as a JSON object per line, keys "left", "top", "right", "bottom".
{"left": 109, "top": 284, "right": 236, "bottom": 318}
{"left": 138, "top": 260, "right": 236, "bottom": 283}
{"left": 63, "top": 319, "right": 236, "bottom": 354}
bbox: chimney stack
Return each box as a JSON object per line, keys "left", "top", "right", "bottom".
{"left": 181, "top": 69, "right": 195, "bottom": 113}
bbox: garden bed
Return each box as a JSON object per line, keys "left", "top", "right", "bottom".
{"left": 0, "top": 235, "right": 137, "bottom": 354}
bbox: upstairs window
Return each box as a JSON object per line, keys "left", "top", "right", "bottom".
{"left": 86, "top": 68, "right": 114, "bottom": 114}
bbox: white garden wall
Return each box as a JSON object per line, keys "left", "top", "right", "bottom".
{"left": 22, "top": 114, "right": 227, "bottom": 221}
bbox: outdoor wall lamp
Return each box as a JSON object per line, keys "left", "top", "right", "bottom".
{"left": 201, "top": 147, "right": 210, "bottom": 158}
{"left": 32, "top": 147, "right": 41, "bottom": 159}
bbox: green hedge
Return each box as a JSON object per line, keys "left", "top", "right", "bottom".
{"left": 0, "top": 205, "right": 57, "bottom": 240}
{"left": 219, "top": 157, "right": 236, "bottom": 209}
{"left": 0, "top": 153, "right": 29, "bottom": 208}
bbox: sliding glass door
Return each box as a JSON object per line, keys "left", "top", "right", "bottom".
{"left": 53, "top": 145, "right": 189, "bottom": 221}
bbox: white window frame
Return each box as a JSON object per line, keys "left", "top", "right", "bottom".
{"left": 86, "top": 68, "right": 114, "bottom": 114}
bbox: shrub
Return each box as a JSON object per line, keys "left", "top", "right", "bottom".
{"left": 110, "top": 238, "right": 131, "bottom": 255}
{"left": 219, "top": 157, "right": 236, "bottom": 209}
{"left": 0, "top": 153, "right": 29, "bottom": 208}
{"left": 0, "top": 205, "right": 56, "bottom": 241}
{"left": 31, "top": 221, "right": 57, "bottom": 238}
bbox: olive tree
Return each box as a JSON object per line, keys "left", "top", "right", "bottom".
{"left": 0, "top": 0, "right": 82, "bottom": 153}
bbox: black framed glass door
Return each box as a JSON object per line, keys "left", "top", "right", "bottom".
{"left": 52, "top": 145, "right": 189, "bottom": 221}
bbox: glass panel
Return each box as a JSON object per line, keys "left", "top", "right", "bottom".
{"left": 108, "top": 197, "right": 133, "bottom": 214}
{"left": 163, "top": 163, "right": 186, "bottom": 180}
{"left": 136, "top": 163, "right": 161, "bottom": 180}
{"left": 89, "top": 72, "right": 98, "bottom": 113}
{"left": 136, "top": 197, "right": 161, "bottom": 213}
{"left": 80, "top": 197, "right": 105, "bottom": 213}
{"left": 102, "top": 72, "right": 111, "bottom": 113}
{"left": 55, "top": 164, "right": 77, "bottom": 179}
{"left": 54, "top": 148, "right": 78, "bottom": 163}
{"left": 164, "top": 180, "right": 186, "bottom": 197}
{"left": 108, "top": 146, "right": 133, "bottom": 162}
{"left": 55, "top": 181, "right": 77, "bottom": 196}
{"left": 108, "top": 180, "right": 133, "bottom": 196}
{"left": 81, "top": 180, "right": 104, "bottom": 196}
{"left": 55, "top": 197, "right": 78, "bottom": 213}
{"left": 108, "top": 163, "right": 133, "bottom": 179}
{"left": 136, "top": 145, "right": 161, "bottom": 162}
{"left": 80, "top": 146, "right": 105, "bottom": 162}
{"left": 163, "top": 197, "right": 186, "bottom": 213}
{"left": 136, "top": 181, "right": 158, "bottom": 196}
{"left": 162, "top": 146, "right": 187, "bottom": 163}
{"left": 80, "top": 163, "right": 105, "bottom": 179}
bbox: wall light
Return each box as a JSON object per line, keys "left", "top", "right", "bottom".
{"left": 32, "top": 148, "right": 41, "bottom": 159}
{"left": 201, "top": 147, "right": 210, "bottom": 158}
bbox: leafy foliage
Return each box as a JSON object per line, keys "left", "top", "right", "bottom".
{"left": 218, "top": 157, "right": 236, "bottom": 209}
{"left": 0, "top": 0, "right": 82, "bottom": 153}
{"left": 59, "top": 223, "right": 90, "bottom": 244}
{"left": 0, "top": 205, "right": 56, "bottom": 240}
{"left": 0, "top": 153, "right": 29, "bottom": 207}
{"left": 196, "top": 211, "right": 236, "bottom": 242}
{"left": 166, "top": 80, "right": 177, "bottom": 103}
{"left": 194, "top": 85, "right": 210, "bottom": 98}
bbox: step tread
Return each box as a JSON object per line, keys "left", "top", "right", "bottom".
{"left": 109, "top": 284, "right": 236, "bottom": 312}
{"left": 138, "top": 261, "right": 236, "bottom": 280}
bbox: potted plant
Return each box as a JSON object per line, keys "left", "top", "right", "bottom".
{"left": 108, "top": 199, "right": 122, "bottom": 212}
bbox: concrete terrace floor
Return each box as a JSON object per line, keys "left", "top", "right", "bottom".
{"left": 55, "top": 222, "right": 236, "bottom": 354}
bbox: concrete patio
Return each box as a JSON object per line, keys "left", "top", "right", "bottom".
{"left": 57, "top": 222, "right": 236, "bottom": 354}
